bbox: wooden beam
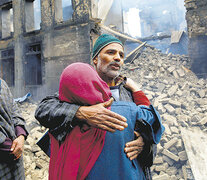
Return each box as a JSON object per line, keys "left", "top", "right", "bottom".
{"left": 124, "top": 42, "right": 146, "bottom": 63}
{"left": 99, "top": 23, "right": 154, "bottom": 49}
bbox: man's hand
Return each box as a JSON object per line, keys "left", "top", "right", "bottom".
{"left": 124, "top": 78, "right": 141, "bottom": 92}
{"left": 11, "top": 135, "right": 25, "bottom": 160}
{"left": 124, "top": 131, "right": 144, "bottom": 160}
{"left": 75, "top": 98, "right": 128, "bottom": 132}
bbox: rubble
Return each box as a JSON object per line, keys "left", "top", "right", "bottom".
{"left": 18, "top": 45, "right": 207, "bottom": 180}
{"left": 122, "top": 46, "right": 207, "bottom": 179}
{"left": 19, "top": 102, "right": 49, "bottom": 180}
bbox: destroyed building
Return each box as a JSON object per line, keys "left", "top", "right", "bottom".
{"left": 0, "top": 0, "right": 206, "bottom": 100}
{"left": 0, "top": 1, "right": 206, "bottom": 180}
{"left": 185, "top": 0, "right": 207, "bottom": 78}
{"left": 0, "top": 0, "right": 94, "bottom": 100}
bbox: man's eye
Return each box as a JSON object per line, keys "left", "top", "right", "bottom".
{"left": 120, "top": 53, "right": 124, "bottom": 58}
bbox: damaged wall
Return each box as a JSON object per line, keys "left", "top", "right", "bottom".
{"left": 185, "top": 0, "right": 207, "bottom": 78}
{"left": 0, "top": 0, "right": 95, "bottom": 100}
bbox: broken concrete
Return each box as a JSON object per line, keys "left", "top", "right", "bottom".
{"left": 181, "top": 127, "right": 207, "bottom": 180}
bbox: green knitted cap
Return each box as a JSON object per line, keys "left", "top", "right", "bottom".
{"left": 92, "top": 34, "right": 123, "bottom": 59}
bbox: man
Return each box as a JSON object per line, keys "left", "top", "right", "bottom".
{"left": 35, "top": 34, "right": 162, "bottom": 179}
{"left": 0, "top": 78, "right": 28, "bottom": 180}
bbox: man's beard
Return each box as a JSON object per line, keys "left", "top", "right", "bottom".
{"left": 98, "top": 62, "right": 122, "bottom": 80}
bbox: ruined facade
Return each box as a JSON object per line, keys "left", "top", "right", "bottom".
{"left": 1, "top": 0, "right": 206, "bottom": 100}
{"left": 0, "top": 0, "right": 96, "bottom": 100}
{"left": 185, "top": 0, "right": 207, "bottom": 78}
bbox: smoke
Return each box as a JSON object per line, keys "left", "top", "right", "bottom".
{"left": 104, "top": 0, "right": 187, "bottom": 38}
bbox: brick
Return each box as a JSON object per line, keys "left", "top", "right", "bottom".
{"left": 153, "top": 99, "right": 160, "bottom": 107}
{"left": 168, "top": 85, "right": 178, "bottom": 96}
{"left": 170, "top": 175, "right": 177, "bottom": 180}
{"left": 153, "top": 173, "right": 170, "bottom": 180}
{"left": 166, "top": 166, "right": 178, "bottom": 176}
{"left": 176, "top": 90, "right": 183, "bottom": 96}
{"left": 170, "top": 126, "right": 179, "bottom": 134}
{"left": 168, "top": 66, "right": 176, "bottom": 73}
{"left": 162, "top": 149, "right": 179, "bottom": 162}
{"left": 158, "top": 104, "right": 166, "bottom": 114}
{"left": 177, "top": 68, "right": 185, "bottom": 77}
{"left": 198, "top": 89, "right": 206, "bottom": 98}
{"left": 162, "top": 114, "right": 178, "bottom": 126}
{"left": 154, "top": 157, "right": 164, "bottom": 164}
{"left": 160, "top": 98, "right": 170, "bottom": 103}
{"left": 164, "top": 104, "right": 175, "bottom": 114}
{"left": 191, "top": 115, "right": 200, "bottom": 122}
{"left": 169, "top": 99, "right": 181, "bottom": 107}
{"left": 157, "top": 143, "right": 164, "bottom": 154}
{"left": 169, "top": 147, "right": 178, "bottom": 155}
{"left": 173, "top": 71, "right": 179, "bottom": 78}
{"left": 178, "top": 151, "right": 188, "bottom": 161}
{"left": 163, "top": 155, "right": 174, "bottom": 166}
{"left": 175, "top": 108, "right": 182, "bottom": 115}
{"left": 155, "top": 163, "right": 168, "bottom": 172}
{"left": 164, "top": 138, "right": 178, "bottom": 149}
{"left": 176, "top": 139, "right": 183, "bottom": 151}
{"left": 163, "top": 124, "right": 171, "bottom": 135}
{"left": 199, "top": 117, "right": 207, "bottom": 125}
{"left": 182, "top": 166, "right": 187, "bottom": 180}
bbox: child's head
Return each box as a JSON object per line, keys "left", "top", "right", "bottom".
{"left": 59, "top": 62, "right": 112, "bottom": 105}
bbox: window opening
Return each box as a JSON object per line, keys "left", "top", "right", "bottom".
{"left": 34, "top": 0, "right": 41, "bottom": 30}
{"left": 62, "top": 0, "right": 73, "bottom": 21}
{"left": 0, "top": 49, "right": 14, "bottom": 86}
{"left": 25, "top": 0, "right": 41, "bottom": 32}
{"left": 1, "top": 3, "right": 13, "bottom": 38}
{"left": 55, "top": 0, "right": 73, "bottom": 22}
{"left": 25, "top": 44, "right": 42, "bottom": 85}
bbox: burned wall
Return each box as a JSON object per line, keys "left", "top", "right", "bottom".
{"left": 185, "top": 0, "right": 207, "bottom": 78}
{"left": 0, "top": 0, "right": 94, "bottom": 100}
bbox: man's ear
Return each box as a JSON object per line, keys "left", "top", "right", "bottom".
{"left": 93, "top": 56, "right": 98, "bottom": 65}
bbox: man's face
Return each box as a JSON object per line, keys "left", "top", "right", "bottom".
{"left": 93, "top": 43, "right": 124, "bottom": 82}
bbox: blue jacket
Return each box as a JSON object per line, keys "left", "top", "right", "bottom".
{"left": 86, "top": 101, "right": 164, "bottom": 180}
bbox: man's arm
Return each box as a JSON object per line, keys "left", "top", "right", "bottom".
{"left": 35, "top": 93, "right": 80, "bottom": 142}
{"left": 76, "top": 98, "right": 128, "bottom": 132}
{"left": 35, "top": 94, "right": 128, "bottom": 142}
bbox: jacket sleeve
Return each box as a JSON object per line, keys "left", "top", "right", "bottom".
{"left": 135, "top": 105, "right": 165, "bottom": 145}
{"left": 132, "top": 91, "right": 151, "bottom": 106}
{"left": 135, "top": 105, "right": 165, "bottom": 168}
{"left": 35, "top": 93, "right": 80, "bottom": 142}
{"left": 1, "top": 79, "right": 29, "bottom": 139}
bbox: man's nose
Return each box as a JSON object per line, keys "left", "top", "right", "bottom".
{"left": 114, "top": 53, "right": 121, "bottom": 62}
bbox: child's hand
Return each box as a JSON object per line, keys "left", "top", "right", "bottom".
{"left": 124, "top": 78, "right": 141, "bottom": 92}
{"left": 124, "top": 131, "right": 144, "bottom": 160}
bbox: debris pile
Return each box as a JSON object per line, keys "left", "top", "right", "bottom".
{"left": 19, "top": 46, "right": 207, "bottom": 180}
{"left": 122, "top": 46, "right": 207, "bottom": 179}
{"left": 20, "top": 103, "right": 49, "bottom": 180}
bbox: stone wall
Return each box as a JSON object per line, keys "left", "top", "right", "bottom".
{"left": 184, "top": 0, "right": 207, "bottom": 78}
{"left": 0, "top": 0, "right": 95, "bottom": 100}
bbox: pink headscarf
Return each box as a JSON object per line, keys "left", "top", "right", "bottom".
{"left": 49, "top": 63, "right": 112, "bottom": 180}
